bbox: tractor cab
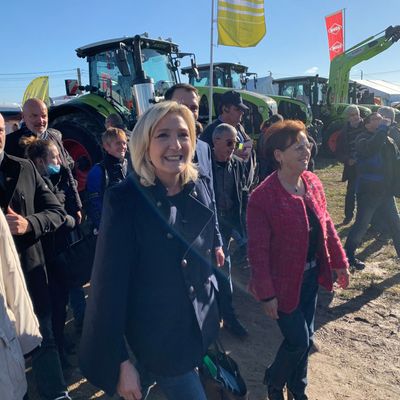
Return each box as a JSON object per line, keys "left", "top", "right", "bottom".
{"left": 182, "top": 62, "right": 257, "bottom": 90}
{"left": 75, "top": 34, "right": 188, "bottom": 126}
{"left": 50, "top": 34, "right": 198, "bottom": 189}
{"left": 273, "top": 76, "right": 328, "bottom": 119}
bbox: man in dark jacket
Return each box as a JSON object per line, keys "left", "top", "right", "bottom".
{"left": 378, "top": 106, "right": 400, "bottom": 147}
{"left": 201, "top": 91, "right": 257, "bottom": 262}
{"left": 335, "top": 105, "right": 364, "bottom": 224}
{"left": 5, "top": 98, "right": 82, "bottom": 223}
{"left": 0, "top": 113, "right": 70, "bottom": 400}
{"left": 200, "top": 90, "right": 249, "bottom": 148}
{"left": 344, "top": 112, "right": 400, "bottom": 270}
{"left": 211, "top": 123, "right": 248, "bottom": 338}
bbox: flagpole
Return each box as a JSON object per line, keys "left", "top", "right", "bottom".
{"left": 209, "top": 0, "right": 215, "bottom": 124}
{"left": 343, "top": 8, "right": 346, "bottom": 50}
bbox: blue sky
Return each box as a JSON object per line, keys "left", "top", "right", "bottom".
{"left": 1, "top": 0, "right": 400, "bottom": 103}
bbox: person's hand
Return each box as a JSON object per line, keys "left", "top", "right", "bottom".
{"left": 76, "top": 210, "right": 82, "bottom": 225}
{"left": 333, "top": 268, "right": 350, "bottom": 289}
{"left": 235, "top": 140, "right": 253, "bottom": 161}
{"left": 261, "top": 298, "right": 279, "bottom": 320}
{"left": 117, "top": 360, "right": 142, "bottom": 400}
{"left": 215, "top": 247, "right": 225, "bottom": 267}
{"left": 6, "top": 207, "right": 32, "bottom": 235}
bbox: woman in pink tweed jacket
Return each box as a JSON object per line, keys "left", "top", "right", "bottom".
{"left": 247, "top": 120, "right": 349, "bottom": 400}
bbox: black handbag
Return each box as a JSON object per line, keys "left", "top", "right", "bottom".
{"left": 60, "top": 224, "right": 97, "bottom": 288}
{"left": 200, "top": 341, "right": 249, "bottom": 400}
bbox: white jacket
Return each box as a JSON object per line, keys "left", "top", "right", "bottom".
{"left": 0, "top": 208, "right": 41, "bottom": 400}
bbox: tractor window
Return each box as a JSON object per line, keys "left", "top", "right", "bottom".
{"left": 230, "top": 70, "right": 242, "bottom": 89}
{"left": 295, "top": 84, "right": 310, "bottom": 105}
{"left": 194, "top": 70, "right": 209, "bottom": 87}
{"left": 214, "top": 69, "right": 224, "bottom": 87}
{"left": 89, "top": 50, "right": 135, "bottom": 110}
{"left": 282, "top": 83, "right": 295, "bottom": 98}
{"left": 142, "top": 48, "right": 176, "bottom": 90}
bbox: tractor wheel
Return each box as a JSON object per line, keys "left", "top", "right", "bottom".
{"left": 321, "top": 120, "right": 344, "bottom": 158}
{"left": 50, "top": 112, "right": 104, "bottom": 191}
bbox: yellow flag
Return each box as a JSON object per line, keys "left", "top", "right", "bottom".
{"left": 218, "top": 0, "right": 266, "bottom": 47}
{"left": 22, "top": 76, "right": 50, "bottom": 106}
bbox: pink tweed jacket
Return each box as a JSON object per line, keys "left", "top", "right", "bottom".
{"left": 247, "top": 171, "right": 348, "bottom": 313}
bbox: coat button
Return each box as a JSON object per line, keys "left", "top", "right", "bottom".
{"left": 156, "top": 201, "right": 162, "bottom": 207}
{"left": 206, "top": 249, "right": 211, "bottom": 255}
{"left": 181, "top": 259, "right": 188, "bottom": 268}
{"left": 193, "top": 190, "right": 198, "bottom": 197}
{"left": 166, "top": 232, "right": 173, "bottom": 239}
{"left": 189, "top": 285, "right": 195, "bottom": 294}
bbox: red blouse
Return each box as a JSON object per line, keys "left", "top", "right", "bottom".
{"left": 247, "top": 171, "right": 348, "bottom": 313}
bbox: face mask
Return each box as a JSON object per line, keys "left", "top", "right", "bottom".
{"left": 47, "top": 163, "right": 61, "bottom": 175}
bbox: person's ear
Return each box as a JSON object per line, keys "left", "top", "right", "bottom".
{"left": 274, "top": 149, "right": 282, "bottom": 164}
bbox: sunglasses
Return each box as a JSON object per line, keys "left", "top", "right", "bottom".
{"left": 225, "top": 140, "right": 238, "bottom": 148}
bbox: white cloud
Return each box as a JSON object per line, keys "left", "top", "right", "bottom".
{"left": 305, "top": 66, "right": 319, "bottom": 74}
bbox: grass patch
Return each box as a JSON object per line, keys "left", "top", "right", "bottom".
{"left": 314, "top": 158, "right": 400, "bottom": 299}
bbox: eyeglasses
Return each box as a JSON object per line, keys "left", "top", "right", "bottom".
{"left": 285, "top": 142, "right": 312, "bottom": 153}
{"left": 226, "top": 140, "right": 238, "bottom": 147}
{"left": 294, "top": 142, "right": 312, "bottom": 153}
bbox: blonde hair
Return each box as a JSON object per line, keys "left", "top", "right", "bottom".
{"left": 101, "top": 127, "right": 127, "bottom": 145}
{"left": 129, "top": 101, "right": 198, "bottom": 187}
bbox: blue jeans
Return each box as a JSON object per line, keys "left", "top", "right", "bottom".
{"left": 266, "top": 267, "right": 319, "bottom": 397}
{"left": 139, "top": 367, "right": 207, "bottom": 400}
{"left": 345, "top": 192, "right": 400, "bottom": 259}
{"left": 344, "top": 176, "right": 356, "bottom": 220}
{"left": 213, "top": 229, "right": 239, "bottom": 323}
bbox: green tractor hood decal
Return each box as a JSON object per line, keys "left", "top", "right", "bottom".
{"left": 65, "top": 94, "right": 118, "bottom": 118}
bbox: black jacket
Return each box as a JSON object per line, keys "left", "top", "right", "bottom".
{"left": 5, "top": 126, "right": 82, "bottom": 211}
{"left": 79, "top": 174, "right": 220, "bottom": 395}
{"left": 0, "top": 154, "right": 65, "bottom": 272}
{"left": 355, "top": 125, "right": 399, "bottom": 195}
{"left": 335, "top": 122, "right": 364, "bottom": 182}
{"left": 41, "top": 167, "right": 77, "bottom": 261}
{"left": 211, "top": 154, "right": 246, "bottom": 235}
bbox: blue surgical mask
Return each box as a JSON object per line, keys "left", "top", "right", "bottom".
{"left": 47, "top": 163, "right": 61, "bottom": 175}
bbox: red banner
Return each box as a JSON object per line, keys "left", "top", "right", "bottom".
{"left": 325, "top": 10, "right": 344, "bottom": 61}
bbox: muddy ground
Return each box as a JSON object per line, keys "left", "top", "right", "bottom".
{"left": 27, "top": 161, "right": 400, "bottom": 400}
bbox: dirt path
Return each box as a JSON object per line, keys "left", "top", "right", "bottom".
{"left": 27, "top": 161, "right": 400, "bottom": 399}
{"left": 28, "top": 261, "right": 398, "bottom": 400}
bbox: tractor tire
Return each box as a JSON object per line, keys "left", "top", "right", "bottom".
{"left": 321, "top": 120, "right": 345, "bottom": 158}
{"left": 50, "top": 112, "right": 104, "bottom": 191}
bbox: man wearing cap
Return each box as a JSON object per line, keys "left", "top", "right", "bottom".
{"left": 201, "top": 91, "right": 257, "bottom": 264}
{"left": 200, "top": 90, "right": 249, "bottom": 149}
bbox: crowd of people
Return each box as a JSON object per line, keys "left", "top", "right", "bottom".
{"left": 0, "top": 84, "right": 399, "bottom": 400}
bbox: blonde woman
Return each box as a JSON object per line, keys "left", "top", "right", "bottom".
{"left": 80, "top": 102, "right": 220, "bottom": 400}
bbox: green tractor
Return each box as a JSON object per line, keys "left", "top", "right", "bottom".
{"left": 181, "top": 61, "right": 312, "bottom": 136}
{"left": 49, "top": 34, "right": 197, "bottom": 188}
{"left": 274, "top": 25, "right": 400, "bottom": 155}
